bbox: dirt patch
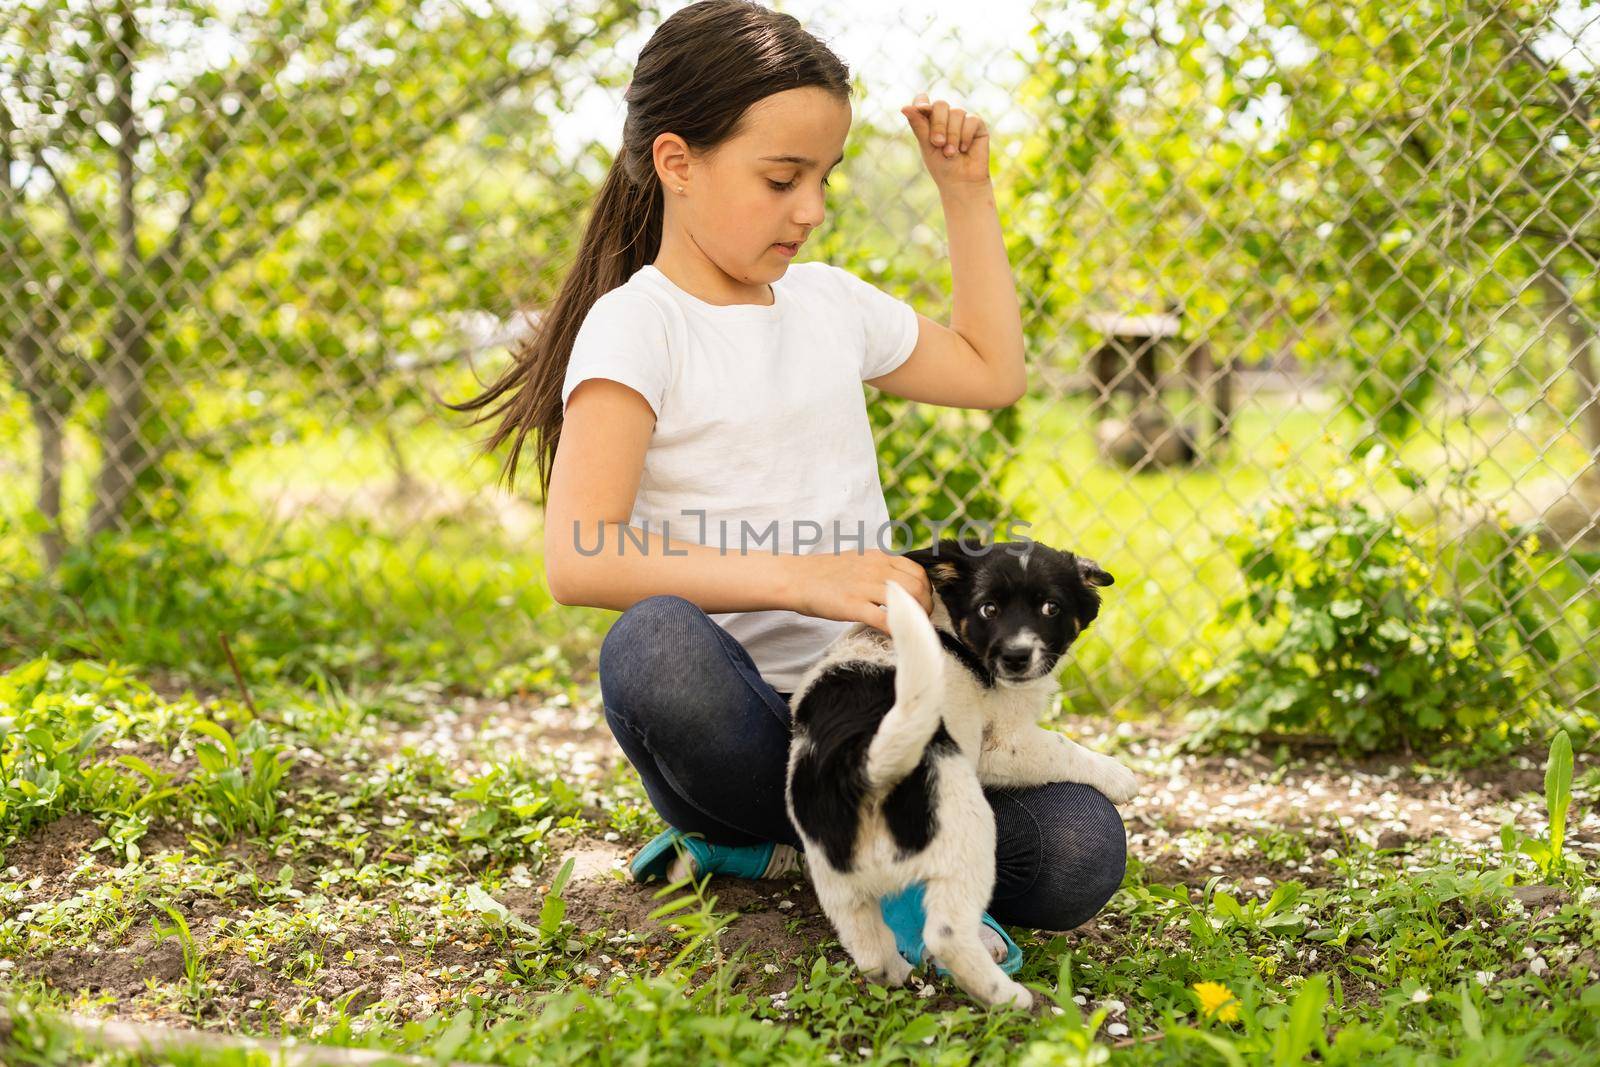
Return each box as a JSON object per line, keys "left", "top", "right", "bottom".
{"left": 11, "top": 687, "right": 1596, "bottom": 1035}
{"left": 372, "top": 691, "right": 621, "bottom": 781}
{"left": 1046, "top": 715, "right": 1600, "bottom": 905}
{"left": 2, "top": 813, "right": 102, "bottom": 880}
{"left": 138, "top": 669, "right": 230, "bottom": 708}
{"left": 558, "top": 861, "right": 833, "bottom": 970}
{"left": 27, "top": 930, "right": 189, "bottom": 998}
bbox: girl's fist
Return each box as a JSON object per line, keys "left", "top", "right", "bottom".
{"left": 900, "top": 91, "right": 991, "bottom": 187}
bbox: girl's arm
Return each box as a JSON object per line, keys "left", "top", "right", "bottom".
{"left": 544, "top": 378, "right": 931, "bottom": 626}
{"left": 864, "top": 97, "right": 1026, "bottom": 410}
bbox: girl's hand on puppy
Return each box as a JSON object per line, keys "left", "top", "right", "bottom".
{"left": 791, "top": 549, "right": 933, "bottom": 633}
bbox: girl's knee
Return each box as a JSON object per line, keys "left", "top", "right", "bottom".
{"left": 995, "top": 781, "right": 1128, "bottom": 931}
{"left": 598, "top": 594, "right": 753, "bottom": 736}
{"left": 606, "top": 594, "right": 702, "bottom": 650}
{"left": 599, "top": 595, "right": 704, "bottom": 692}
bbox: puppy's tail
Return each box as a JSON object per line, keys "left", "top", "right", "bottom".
{"left": 863, "top": 579, "right": 947, "bottom": 793}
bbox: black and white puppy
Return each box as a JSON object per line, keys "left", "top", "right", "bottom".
{"left": 784, "top": 537, "right": 1139, "bottom": 1010}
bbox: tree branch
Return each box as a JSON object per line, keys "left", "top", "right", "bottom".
{"left": 28, "top": 149, "right": 116, "bottom": 293}
{"left": 195, "top": 63, "right": 547, "bottom": 294}
{"left": 145, "top": 0, "right": 382, "bottom": 278}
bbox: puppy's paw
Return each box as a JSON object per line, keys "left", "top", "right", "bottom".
{"left": 860, "top": 952, "right": 914, "bottom": 989}
{"left": 993, "top": 979, "right": 1033, "bottom": 1011}
{"left": 883, "top": 953, "right": 915, "bottom": 988}
{"left": 1090, "top": 755, "right": 1140, "bottom": 805}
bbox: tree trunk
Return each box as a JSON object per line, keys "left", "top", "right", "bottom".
{"left": 87, "top": 0, "right": 156, "bottom": 540}
{"left": 87, "top": 314, "right": 155, "bottom": 539}
{"left": 29, "top": 388, "right": 69, "bottom": 571}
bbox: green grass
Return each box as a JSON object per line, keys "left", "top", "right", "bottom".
{"left": 1, "top": 655, "right": 1597, "bottom": 1063}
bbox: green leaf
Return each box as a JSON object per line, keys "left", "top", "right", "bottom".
{"left": 189, "top": 721, "right": 240, "bottom": 764}
{"left": 1375, "top": 618, "right": 1411, "bottom": 643}
{"left": 898, "top": 1015, "right": 941, "bottom": 1045}
{"left": 1275, "top": 973, "right": 1328, "bottom": 1064}
{"left": 539, "top": 857, "right": 575, "bottom": 937}
{"left": 1458, "top": 981, "right": 1482, "bottom": 1043}
{"left": 548, "top": 853, "right": 576, "bottom": 897}
{"left": 464, "top": 884, "right": 535, "bottom": 935}
{"left": 1170, "top": 1027, "right": 1247, "bottom": 1067}
{"left": 193, "top": 744, "right": 227, "bottom": 776}
{"left": 1545, "top": 729, "right": 1572, "bottom": 874}
{"left": 114, "top": 754, "right": 164, "bottom": 781}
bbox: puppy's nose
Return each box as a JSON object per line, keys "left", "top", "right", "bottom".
{"left": 999, "top": 648, "right": 1033, "bottom": 673}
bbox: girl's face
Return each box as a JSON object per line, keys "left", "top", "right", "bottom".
{"left": 653, "top": 87, "right": 851, "bottom": 297}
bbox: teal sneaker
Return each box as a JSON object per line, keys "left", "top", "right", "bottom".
{"left": 628, "top": 828, "right": 798, "bottom": 883}
{"left": 879, "top": 881, "right": 1023, "bottom": 976}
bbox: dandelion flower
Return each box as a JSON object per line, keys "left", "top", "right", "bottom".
{"left": 1192, "top": 981, "right": 1241, "bottom": 1022}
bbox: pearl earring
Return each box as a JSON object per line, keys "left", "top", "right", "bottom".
{"left": 676, "top": 185, "right": 684, "bottom": 193}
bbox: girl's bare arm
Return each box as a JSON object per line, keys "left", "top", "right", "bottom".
{"left": 544, "top": 379, "right": 797, "bottom": 613}
{"left": 544, "top": 378, "right": 930, "bottom": 622}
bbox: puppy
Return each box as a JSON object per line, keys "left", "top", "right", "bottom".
{"left": 905, "top": 536, "right": 1139, "bottom": 803}
{"left": 784, "top": 537, "right": 1139, "bottom": 1010}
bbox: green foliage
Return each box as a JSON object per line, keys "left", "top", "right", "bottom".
{"left": 3, "top": 643, "right": 1599, "bottom": 1063}
{"left": 1, "top": 520, "right": 346, "bottom": 679}
{"left": 0, "top": 657, "right": 182, "bottom": 857}
{"left": 0, "top": 655, "right": 299, "bottom": 857}
{"left": 463, "top": 856, "right": 575, "bottom": 946}
{"left": 1007, "top": 0, "right": 1598, "bottom": 448}
{"left": 450, "top": 760, "right": 585, "bottom": 861}
{"left": 1546, "top": 729, "right": 1575, "bottom": 876}
{"left": 1207, "top": 881, "right": 1309, "bottom": 939}
{"left": 1, "top": 0, "right": 644, "bottom": 537}
{"left": 0, "top": 508, "right": 583, "bottom": 698}
{"left": 152, "top": 903, "right": 211, "bottom": 1018}
{"left": 1504, "top": 543, "right": 1600, "bottom": 726}
{"left": 1184, "top": 468, "right": 1542, "bottom": 753}
{"left": 187, "top": 718, "right": 293, "bottom": 840}
{"left": 871, "top": 398, "right": 1024, "bottom": 536}
{"left": 1506, "top": 729, "right": 1576, "bottom": 881}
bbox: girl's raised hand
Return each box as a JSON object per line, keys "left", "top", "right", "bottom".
{"left": 900, "top": 91, "right": 991, "bottom": 188}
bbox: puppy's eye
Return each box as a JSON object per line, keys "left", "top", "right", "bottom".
{"left": 1040, "top": 600, "right": 1060, "bottom": 617}
{"left": 977, "top": 602, "right": 998, "bottom": 620}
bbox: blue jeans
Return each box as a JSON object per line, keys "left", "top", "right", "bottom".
{"left": 597, "top": 594, "right": 1128, "bottom": 931}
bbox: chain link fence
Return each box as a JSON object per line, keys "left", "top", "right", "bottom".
{"left": 2, "top": 1, "right": 1596, "bottom": 732}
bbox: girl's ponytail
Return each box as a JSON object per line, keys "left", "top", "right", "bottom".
{"left": 443, "top": 155, "right": 661, "bottom": 500}
{"left": 446, "top": 0, "right": 850, "bottom": 501}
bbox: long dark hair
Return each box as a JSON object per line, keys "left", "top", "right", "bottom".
{"left": 445, "top": 0, "right": 852, "bottom": 499}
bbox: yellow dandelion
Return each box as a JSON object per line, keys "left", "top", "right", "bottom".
{"left": 1192, "top": 981, "right": 1241, "bottom": 1022}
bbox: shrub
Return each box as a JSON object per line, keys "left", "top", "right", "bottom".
{"left": 1183, "top": 470, "right": 1545, "bottom": 753}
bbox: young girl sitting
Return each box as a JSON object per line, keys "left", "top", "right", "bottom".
{"left": 451, "top": 0, "right": 1128, "bottom": 976}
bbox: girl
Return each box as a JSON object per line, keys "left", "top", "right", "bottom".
{"left": 450, "top": 0, "right": 1128, "bottom": 976}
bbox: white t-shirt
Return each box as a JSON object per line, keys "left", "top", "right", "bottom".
{"left": 559, "top": 260, "right": 920, "bottom": 692}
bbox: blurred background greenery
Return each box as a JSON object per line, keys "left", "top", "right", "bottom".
{"left": 2, "top": 0, "right": 1596, "bottom": 753}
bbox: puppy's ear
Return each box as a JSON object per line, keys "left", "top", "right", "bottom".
{"left": 1077, "top": 556, "right": 1114, "bottom": 588}
{"left": 904, "top": 538, "right": 979, "bottom": 587}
